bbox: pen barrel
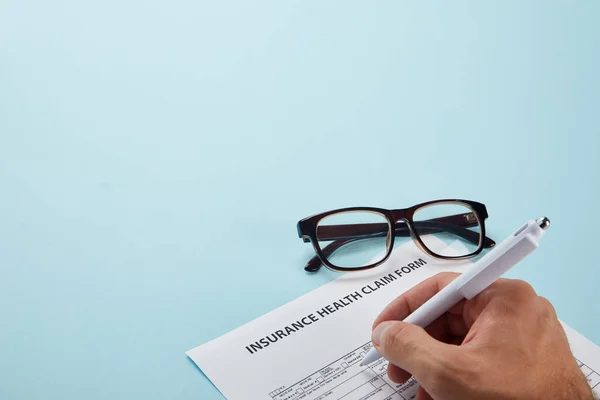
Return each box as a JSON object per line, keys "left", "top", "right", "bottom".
{"left": 404, "top": 280, "right": 465, "bottom": 328}
{"left": 456, "top": 221, "right": 544, "bottom": 300}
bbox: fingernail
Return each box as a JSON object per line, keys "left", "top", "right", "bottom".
{"left": 372, "top": 321, "right": 393, "bottom": 346}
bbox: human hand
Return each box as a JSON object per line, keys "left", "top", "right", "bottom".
{"left": 371, "top": 272, "right": 594, "bottom": 400}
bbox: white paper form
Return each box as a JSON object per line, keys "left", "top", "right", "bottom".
{"left": 562, "top": 323, "right": 600, "bottom": 398}
{"left": 187, "top": 239, "right": 600, "bottom": 399}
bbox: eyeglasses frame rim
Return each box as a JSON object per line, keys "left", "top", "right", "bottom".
{"left": 297, "top": 199, "right": 490, "bottom": 272}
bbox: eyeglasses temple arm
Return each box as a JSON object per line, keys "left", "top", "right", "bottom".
{"left": 317, "top": 220, "right": 494, "bottom": 247}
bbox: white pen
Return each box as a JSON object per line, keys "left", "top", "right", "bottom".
{"left": 360, "top": 216, "right": 551, "bottom": 366}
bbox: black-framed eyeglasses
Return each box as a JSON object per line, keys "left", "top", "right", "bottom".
{"left": 297, "top": 199, "right": 496, "bottom": 272}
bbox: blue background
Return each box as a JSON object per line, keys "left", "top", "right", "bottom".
{"left": 1, "top": 1, "right": 599, "bottom": 398}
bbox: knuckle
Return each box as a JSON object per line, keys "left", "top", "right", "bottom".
{"left": 383, "top": 323, "right": 413, "bottom": 353}
{"left": 488, "top": 297, "right": 517, "bottom": 316}
{"left": 494, "top": 279, "right": 537, "bottom": 307}
{"left": 537, "top": 296, "right": 558, "bottom": 318}
{"left": 510, "top": 279, "right": 536, "bottom": 296}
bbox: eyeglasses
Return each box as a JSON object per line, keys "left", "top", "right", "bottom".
{"left": 297, "top": 199, "right": 496, "bottom": 272}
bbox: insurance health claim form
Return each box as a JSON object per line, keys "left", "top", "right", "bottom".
{"left": 187, "top": 239, "right": 600, "bottom": 399}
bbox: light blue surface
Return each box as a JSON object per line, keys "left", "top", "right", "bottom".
{"left": 1, "top": 1, "right": 599, "bottom": 398}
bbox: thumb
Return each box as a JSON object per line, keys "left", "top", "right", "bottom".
{"left": 372, "top": 320, "right": 453, "bottom": 380}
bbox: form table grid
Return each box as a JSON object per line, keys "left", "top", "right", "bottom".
{"left": 269, "top": 349, "right": 600, "bottom": 400}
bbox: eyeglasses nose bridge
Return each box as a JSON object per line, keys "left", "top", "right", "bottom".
{"left": 389, "top": 216, "right": 418, "bottom": 241}
{"left": 390, "top": 209, "right": 407, "bottom": 222}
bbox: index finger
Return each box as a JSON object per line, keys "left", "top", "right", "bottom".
{"left": 372, "top": 272, "right": 462, "bottom": 329}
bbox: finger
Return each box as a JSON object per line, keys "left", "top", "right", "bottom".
{"left": 416, "top": 386, "right": 434, "bottom": 400}
{"left": 447, "top": 313, "right": 469, "bottom": 337}
{"left": 424, "top": 314, "right": 469, "bottom": 345}
{"left": 373, "top": 320, "right": 456, "bottom": 382}
{"left": 372, "top": 272, "right": 463, "bottom": 329}
{"left": 423, "top": 314, "right": 451, "bottom": 343}
{"left": 462, "top": 278, "right": 537, "bottom": 328}
{"left": 387, "top": 363, "right": 411, "bottom": 384}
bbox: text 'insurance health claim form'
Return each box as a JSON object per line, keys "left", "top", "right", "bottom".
{"left": 187, "top": 239, "right": 600, "bottom": 399}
